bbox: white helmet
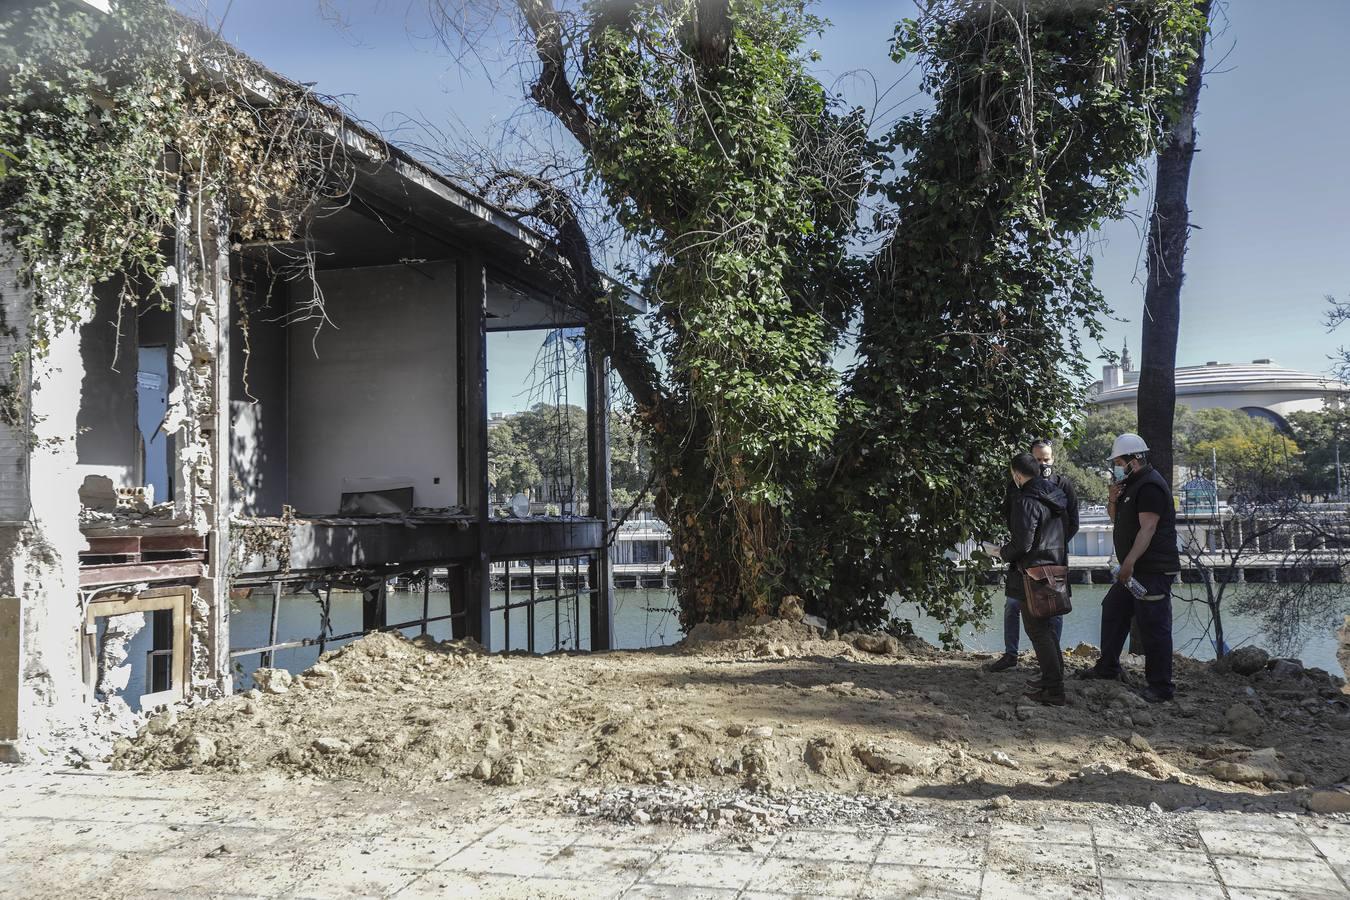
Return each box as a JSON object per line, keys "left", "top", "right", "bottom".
{"left": 1108, "top": 432, "right": 1149, "bottom": 460}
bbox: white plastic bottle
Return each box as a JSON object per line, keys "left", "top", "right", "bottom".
{"left": 1109, "top": 563, "right": 1149, "bottom": 600}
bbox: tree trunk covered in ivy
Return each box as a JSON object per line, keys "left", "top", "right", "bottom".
{"left": 812, "top": 0, "right": 1210, "bottom": 640}
{"left": 1138, "top": 0, "right": 1212, "bottom": 487}
{"left": 516, "top": 0, "right": 866, "bottom": 626}
{"left": 478, "top": 0, "right": 1206, "bottom": 632}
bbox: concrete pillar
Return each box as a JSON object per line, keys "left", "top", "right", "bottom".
{"left": 0, "top": 310, "right": 89, "bottom": 748}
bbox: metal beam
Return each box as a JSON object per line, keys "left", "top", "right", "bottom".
{"left": 459, "top": 252, "right": 492, "bottom": 649}
{"left": 586, "top": 346, "right": 615, "bottom": 651}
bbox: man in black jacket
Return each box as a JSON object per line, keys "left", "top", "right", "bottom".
{"left": 1082, "top": 433, "right": 1180, "bottom": 702}
{"left": 987, "top": 439, "right": 1079, "bottom": 672}
{"left": 999, "top": 453, "right": 1070, "bottom": 705}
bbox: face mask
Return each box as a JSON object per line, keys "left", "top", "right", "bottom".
{"left": 1039, "top": 464, "right": 1052, "bottom": 478}
{"left": 1112, "top": 464, "right": 1128, "bottom": 482}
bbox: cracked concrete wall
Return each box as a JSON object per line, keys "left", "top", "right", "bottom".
{"left": 0, "top": 200, "right": 234, "bottom": 747}
{"left": 0, "top": 240, "right": 90, "bottom": 744}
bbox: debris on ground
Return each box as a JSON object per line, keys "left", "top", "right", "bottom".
{"left": 110, "top": 617, "right": 1349, "bottom": 817}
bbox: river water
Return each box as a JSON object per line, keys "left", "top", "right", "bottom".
{"left": 228, "top": 582, "right": 1346, "bottom": 687}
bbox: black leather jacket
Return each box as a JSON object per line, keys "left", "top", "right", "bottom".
{"left": 1000, "top": 477, "right": 1070, "bottom": 599}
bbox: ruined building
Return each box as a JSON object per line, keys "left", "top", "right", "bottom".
{"left": 0, "top": 8, "right": 631, "bottom": 752}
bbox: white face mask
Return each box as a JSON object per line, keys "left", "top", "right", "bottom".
{"left": 1112, "top": 463, "right": 1128, "bottom": 482}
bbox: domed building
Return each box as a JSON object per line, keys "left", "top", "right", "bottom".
{"left": 1090, "top": 343, "right": 1346, "bottom": 431}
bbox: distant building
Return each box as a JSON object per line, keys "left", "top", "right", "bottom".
{"left": 1091, "top": 343, "right": 1346, "bottom": 432}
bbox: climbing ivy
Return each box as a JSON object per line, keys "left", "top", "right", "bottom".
{"left": 567, "top": 0, "right": 871, "bottom": 624}
{"left": 810, "top": 0, "right": 1209, "bottom": 640}
{"left": 0, "top": 0, "right": 351, "bottom": 426}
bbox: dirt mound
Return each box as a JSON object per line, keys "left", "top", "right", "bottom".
{"left": 113, "top": 628, "right": 1350, "bottom": 812}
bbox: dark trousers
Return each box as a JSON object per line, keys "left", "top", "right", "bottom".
{"left": 1003, "top": 595, "right": 1062, "bottom": 656}
{"left": 1020, "top": 604, "right": 1063, "bottom": 693}
{"left": 1093, "top": 572, "right": 1175, "bottom": 697}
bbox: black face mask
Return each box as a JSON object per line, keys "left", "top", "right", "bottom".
{"left": 1039, "top": 463, "right": 1052, "bottom": 478}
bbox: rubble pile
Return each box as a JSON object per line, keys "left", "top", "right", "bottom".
{"left": 110, "top": 614, "right": 1349, "bottom": 816}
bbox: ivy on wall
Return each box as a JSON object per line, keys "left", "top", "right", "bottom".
{"left": 0, "top": 0, "right": 354, "bottom": 428}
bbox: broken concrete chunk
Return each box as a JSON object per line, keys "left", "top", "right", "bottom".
{"left": 145, "top": 708, "right": 178, "bottom": 736}
{"left": 1267, "top": 658, "right": 1305, "bottom": 680}
{"left": 489, "top": 756, "right": 525, "bottom": 786}
{"left": 252, "top": 668, "right": 292, "bottom": 695}
{"left": 853, "top": 633, "right": 898, "bottom": 655}
{"left": 986, "top": 751, "right": 1018, "bottom": 770}
{"left": 312, "top": 737, "right": 349, "bottom": 755}
{"left": 1308, "top": 787, "right": 1350, "bottom": 814}
{"left": 853, "top": 744, "right": 939, "bottom": 777}
{"left": 1126, "top": 733, "right": 1153, "bottom": 753}
{"left": 175, "top": 734, "right": 216, "bottom": 767}
{"left": 471, "top": 757, "right": 493, "bottom": 781}
{"left": 78, "top": 474, "right": 119, "bottom": 512}
{"left": 1225, "top": 646, "right": 1269, "bottom": 676}
{"left": 302, "top": 663, "right": 341, "bottom": 689}
{"left": 1223, "top": 702, "right": 1264, "bottom": 738}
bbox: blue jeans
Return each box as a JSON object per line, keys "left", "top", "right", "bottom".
{"left": 1004, "top": 595, "right": 1062, "bottom": 656}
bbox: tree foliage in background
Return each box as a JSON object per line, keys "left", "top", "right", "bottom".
{"left": 808, "top": 0, "right": 1208, "bottom": 639}
{"left": 487, "top": 402, "right": 650, "bottom": 506}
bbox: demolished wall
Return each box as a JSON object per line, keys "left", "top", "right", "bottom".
{"left": 0, "top": 239, "right": 92, "bottom": 746}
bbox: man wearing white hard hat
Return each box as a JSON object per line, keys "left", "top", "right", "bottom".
{"left": 1080, "top": 433, "right": 1180, "bottom": 702}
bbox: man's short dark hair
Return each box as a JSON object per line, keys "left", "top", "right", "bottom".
{"left": 1011, "top": 452, "right": 1040, "bottom": 477}
{"left": 1030, "top": 439, "right": 1052, "bottom": 452}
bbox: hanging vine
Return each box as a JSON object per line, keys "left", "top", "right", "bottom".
{"left": 0, "top": 0, "right": 358, "bottom": 430}
{"left": 810, "top": 0, "right": 1209, "bottom": 640}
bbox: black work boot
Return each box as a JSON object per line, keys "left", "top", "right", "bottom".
{"left": 985, "top": 653, "right": 1017, "bottom": 673}
{"left": 1025, "top": 688, "right": 1067, "bottom": 706}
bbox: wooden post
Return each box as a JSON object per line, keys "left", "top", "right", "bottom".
{"left": 458, "top": 254, "right": 491, "bottom": 649}
{"left": 586, "top": 345, "right": 615, "bottom": 650}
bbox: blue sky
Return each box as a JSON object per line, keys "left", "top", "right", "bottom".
{"left": 181, "top": 0, "right": 1350, "bottom": 411}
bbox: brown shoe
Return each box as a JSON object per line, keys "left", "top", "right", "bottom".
{"left": 985, "top": 654, "right": 1018, "bottom": 672}
{"left": 1024, "top": 689, "right": 1066, "bottom": 706}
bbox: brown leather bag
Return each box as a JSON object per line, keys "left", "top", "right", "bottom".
{"left": 1022, "top": 565, "right": 1072, "bottom": 618}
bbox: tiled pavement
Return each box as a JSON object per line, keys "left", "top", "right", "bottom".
{"left": 1, "top": 768, "right": 1348, "bottom": 898}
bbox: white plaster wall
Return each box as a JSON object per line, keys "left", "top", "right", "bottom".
{"left": 287, "top": 262, "right": 458, "bottom": 514}
{"left": 0, "top": 313, "right": 88, "bottom": 745}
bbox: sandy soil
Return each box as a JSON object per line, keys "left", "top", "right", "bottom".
{"left": 112, "top": 614, "right": 1350, "bottom": 813}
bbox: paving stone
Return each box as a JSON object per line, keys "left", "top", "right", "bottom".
{"left": 1097, "top": 849, "right": 1217, "bottom": 884}
{"left": 878, "top": 830, "right": 985, "bottom": 870}
{"left": 860, "top": 862, "right": 981, "bottom": 899}
{"left": 772, "top": 829, "right": 882, "bottom": 864}
{"left": 544, "top": 845, "right": 659, "bottom": 886}
{"left": 620, "top": 885, "right": 740, "bottom": 899}
{"left": 977, "top": 871, "right": 1095, "bottom": 899}
{"left": 1303, "top": 831, "right": 1350, "bottom": 867}
{"left": 748, "top": 856, "right": 872, "bottom": 897}
{"left": 478, "top": 819, "right": 585, "bottom": 848}
{"left": 1224, "top": 888, "right": 1350, "bottom": 900}
{"left": 571, "top": 823, "right": 678, "bottom": 851}
{"left": 1102, "top": 878, "right": 1226, "bottom": 900}
{"left": 640, "top": 850, "right": 764, "bottom": 890}
{"left": 990, "top": 820, "right": 1095, "bottom": 846}
{"left": 1094, "top": 823, "right": 1178, "bottom": 852}
{"left": 987, "top": 839, "right": 1097, "bottom": 880}
{"left": 1212, "top": 855, "right": 1347, "bottom": 895}
{"left": 665, "top": 828, "right": 778, "bottom": 855}
{"left": 1202, "top": 828, "right": 1322, "bottom": 860}
{"left": 439, "top": 841, "right": 562, "bottom": 878}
